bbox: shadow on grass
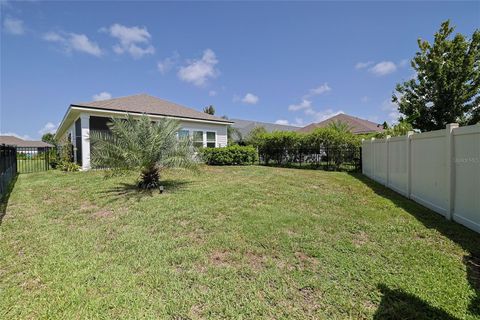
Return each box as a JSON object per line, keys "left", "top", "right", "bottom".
{"left": 101, "top": 179, "right": 192, "bottom": 203}
{"left": 374, "top": 284, "right": 460, "bottom": 320}
{"left": 0, "top": 174, "right": 18, "bottom": 225}
{"left": 349, "top": 173, "right": 480, "bottom": 317}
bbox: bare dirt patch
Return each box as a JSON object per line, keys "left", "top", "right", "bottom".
{"left": 352, "top": 231, "right": 369, "bottom": 247}
{"left": 209, "top": 250, "right": 232, "bottom": 267}
{"left": 92, "top": 210, "right": 114, "bottom": 219}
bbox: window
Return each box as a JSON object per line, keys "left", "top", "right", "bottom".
{"left": 206, "top": 131, "right": 216, "bottom": 148}
{"left": 193, "top": 131, "right": 204, "bottom": 148}
{"left": 178, "top": 129, "right": 189, "bottom": 140}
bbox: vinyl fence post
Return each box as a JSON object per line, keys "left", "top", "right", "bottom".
{"left": 385, "top": 135, "right": 391, "bottom": 187}
{"left": 446, "top": 123, "right": 459, "bottom": 221}
{"left": 406, "top": 131, "right": 413, "bottom": 199}
{"left": 371, "top": 137, "right": 375, "bottom": 180}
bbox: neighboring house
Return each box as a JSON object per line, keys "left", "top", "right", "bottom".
{"left": 0, "top": 135, "right": 53, "bottom": 153}
{"left": 231, "top": 118, "right": 299, "bottom": 140}
{"left": 298, "top": 113, "right": 384, "bottom": 134}
{"left": 54, "top": 94, "right": 233, "bottom": 170}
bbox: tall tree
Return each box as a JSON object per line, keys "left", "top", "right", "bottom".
{"left": 203, "top": 105, "right": 215, "bottom": 115}
{"left": 393, "top": 20, "right": 480, "bottom": 131}
{"left": 90, "top": 115, "right": 197, "bottom": 190}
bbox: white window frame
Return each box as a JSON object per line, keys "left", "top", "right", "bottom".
{"left": 179, "top": 128, "right": 218, "bottom": 148}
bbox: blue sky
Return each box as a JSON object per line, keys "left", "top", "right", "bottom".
{"left": 1, "top": 1, "right": 478, "bottom": 140}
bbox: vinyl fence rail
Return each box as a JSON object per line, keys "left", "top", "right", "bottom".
{"left": 0, "top": 144, "right": 17, "bottom": 200}
{"left": 362, "top": 123, "right": 480, "bottom": 234}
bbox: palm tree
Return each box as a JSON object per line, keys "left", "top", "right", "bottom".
{"left": 327, "top": 120, "right": 351, "bottom": 134}
{"left": 90, "top": 115, "right": 197, "bottom": 189}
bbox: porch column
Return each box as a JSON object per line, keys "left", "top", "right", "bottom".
{"left": 80, "top": 114, "right": 91, "bottom": 170}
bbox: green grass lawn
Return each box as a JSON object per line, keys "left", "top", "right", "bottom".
{"left": 1, "top": 166, "right": 479, "bottom": 319}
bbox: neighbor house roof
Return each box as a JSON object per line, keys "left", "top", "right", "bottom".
{"left": 0, "top": 136, "right": 53, "bottom": 148}
{"left": 298, "top": 113, "right": 384, "bottom": 134}
{"left": 231, "top": 118, "right": 299, "bottom": 138}
{"left": 71, "top": 94, "right": 232, "bottom": 124}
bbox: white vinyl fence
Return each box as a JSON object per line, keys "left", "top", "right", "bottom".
{"left": 362, "top": 123, "right": 480, "bottom": 233}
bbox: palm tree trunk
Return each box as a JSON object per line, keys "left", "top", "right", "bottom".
{"left": 138, "top": 165, "right": 160, "bottom": 189}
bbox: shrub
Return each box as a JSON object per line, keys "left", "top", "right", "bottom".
{"left": 201, "top": 145, "right": 258, "bottom": 165}
{"left": 59, "top": 161, "right": 80, "bottom": 172}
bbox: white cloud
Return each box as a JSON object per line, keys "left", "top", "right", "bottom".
{"left": 274, "top": 118, "right": 303, "bottom": 127}
{"left": 355, "top": 61, "right": 374, "bottom": 69}
{"left": 209, "top": 90, "right": 217, "bottom": 97}
{"left": 303, "top": 83, "right": 331, "bottom": 99}
{"left": 69, "top": 33, "right": 103, "bottom": 56}
{"left": 288, "top": 99, "right": 312, "bottom": 111}
{"left": 3, "top": 17, "right": 24, "bottom": 35}
{"left": 43, "top": 31, "right": 102, "bottom": 57}
{"left": 0, "top": 132, "right": 32, "bottom": 140}
{"left": 106, "top": 24, "right": 155, "bottom": 59}
{"left": 241, "top": 93, "right": 259, "bottom": 104}
{"left": 38, "top": 122, "right": 58, "bottom": 135}
{"left": 308, "top": 109, "right": 344, "bottom": 123}
{"left": 361, "top": 96, "right": 369, "bottom": 103}
{"left": 382, "top": 98, "right": 400, "bottom": 123}
{"left": 369, "top": 61, "right": 397, "bottom": 76}
{"left": 399, "top": 59, "right": 409, "bottom": 68}
{"left": 43, "top": 31, "right": 63, "bottom": 42}
{"left": 157, "top": 52, "right": 179, "bottom": 75}
{"left": 178, "top": 49, "right": 219, "bottom": 87}
{"left": 93, "top": 91, "right": 112, "bottom": 101}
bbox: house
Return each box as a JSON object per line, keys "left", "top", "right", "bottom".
{"left": 0, "top": 135, "right": 53, "bottom": 153}
{"left": 54, "top": 94, "right": 233, "bottom": 170}
{"left": 231, "top": 118, "right": 299, "bottom": 140}
{"left": 298, "top": 113, "right": 384, "bottom": 134}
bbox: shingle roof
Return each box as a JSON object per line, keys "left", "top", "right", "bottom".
{"left": 298, "top": 113, "right": 384, "bottom": 134}
{"left": 231, "top": 118, "right": 299, "bottom": 138}
{"left": 0, "top": 136, "right": 53, "bottom": 148}
{"left": 71, "top": 94, "right": 232, "bottom": 123}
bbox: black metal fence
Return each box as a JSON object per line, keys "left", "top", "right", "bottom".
{"left": 258, "top": 146, "right": 362, "bottom": 171}
{"left": 16, "top": 147, "right": 53, "bottom": 173}
{"left": 1, "top": 144, "right": 17, "bottom": 200}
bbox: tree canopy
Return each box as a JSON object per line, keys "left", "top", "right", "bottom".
{"left": 393, "top": 20, "right": 480, "bottom": 131}
{"left": 203, "top": 105, "right": 215, "bottom": 115}
{"left": 41, "top": 133, "right": 56, "bottom": 145}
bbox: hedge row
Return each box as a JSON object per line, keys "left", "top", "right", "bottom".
{"left": 250, "top": 128, "right": 361, "bottom": 165}
{"left": 201, "top": 145, "right": 258, "bottom": 165}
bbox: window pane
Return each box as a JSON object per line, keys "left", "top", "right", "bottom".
{"left": 207, "top": 142, "right": 216, "bottom": 148}
{"left": 193, "top": 142, "right": 204, "bottom": 148}
{"left": 178, "top": 129, "right": 189, "bottom": 139}
{"left": 206, "top": 131, "right": 216, "bottom": 141}
{"left": 193, "top": 131, "right": 203, "bottom": 141}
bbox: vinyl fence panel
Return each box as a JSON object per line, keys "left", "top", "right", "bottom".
{"left": 373, "top": 139, "right": 387, "bottom": 185}
{"left": 410, "top": 130, "right": 448, "bottom": 217}
{"left": 452, "top": 125, "right": 480, "bottom": 232}
{"left": 362, "top": 123, "right": 480, "bottom": 233}
{"left": 387, "top": 136, "right": 408, "bottom": 196}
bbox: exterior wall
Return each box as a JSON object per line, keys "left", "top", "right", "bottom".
{"left": 178, "top": 120, "right": 228, "bottom": 148}
{"left": 362, "top": 123, "right": 480, "bottom": 234}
